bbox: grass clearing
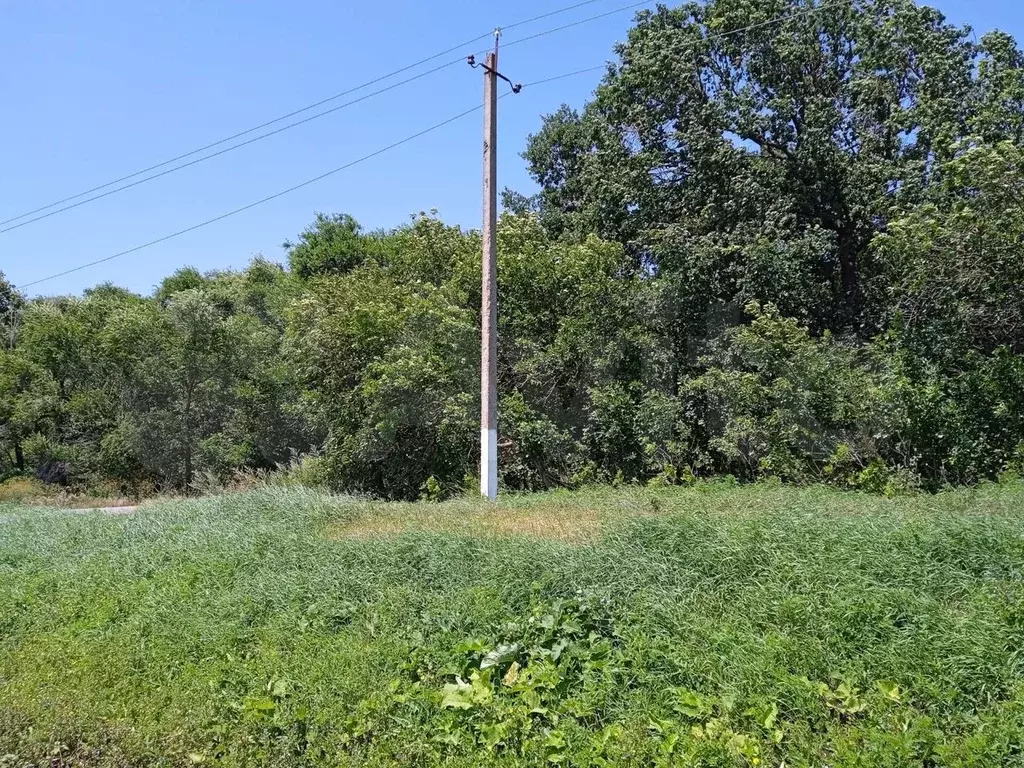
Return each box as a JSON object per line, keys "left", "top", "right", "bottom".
{"left": 327, "top": 501, "right": 612, "bottom": 544}
{"left": 2, "top": 483, "right": 1024, "bottom": 766}
{"left": 0, "top": 476, "right": 145, "bottom": 510}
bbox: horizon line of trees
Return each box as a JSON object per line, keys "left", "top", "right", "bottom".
{"left": 3, "top": 0, "right": 1024, "bottom": 499}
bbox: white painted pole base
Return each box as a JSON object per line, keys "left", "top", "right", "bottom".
{"left": 480, "top": 428, "right": 497, "bottom": 500}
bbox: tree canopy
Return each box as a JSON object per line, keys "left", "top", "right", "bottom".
{"left": 3, "top": 0, "right": 1023, "bottom": 498}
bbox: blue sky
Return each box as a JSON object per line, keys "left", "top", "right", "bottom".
{"left": 0, "top": 0, "right": 1019, "bottom": 297}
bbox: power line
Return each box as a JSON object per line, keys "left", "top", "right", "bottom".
{"left": 2, "top": 53, "right": 484, "bottom": 232}
{"left": 0, "top": 0, "right": 618, "bottom": 231}
{"left": 503, "top": 0, "right": 650, "bottom": 51}
{"left": 18, "top": 0, "right": 853, "bottom": 290}
{"left": 501, "top": 0, "right": 613, "bottom": 32}
{"left": 0, "top": 0, "right": 654, "bottom": 236}
{"left": 522, "top": 65, "right": 608, "bottom": 89}
{"left": 0, "top": 58, "right": 465, "bottom": 236}
{"left": 20, "top": 103, "right": 491, "bottom": 289}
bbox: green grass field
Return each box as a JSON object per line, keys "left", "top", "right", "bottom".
{"left": 2, "top": 484, "right": 1024, "bottom": 767}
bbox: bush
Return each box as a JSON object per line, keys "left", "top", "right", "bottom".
{"left": 690, "top": 303, "right": 888, "bottom": 483}
{"left": 268, "top": 453, "right": 330, "bottom": 489}
{"left": 0, "top": 476, "right": 48, "bottom": 503}
{"left": 875, "top": 341, "right": 1024, "bottom": 488}
{"left": 499, "top": 392, "right": 584, "bottom": 491}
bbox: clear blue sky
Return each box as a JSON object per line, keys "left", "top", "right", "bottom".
{"left": 0, "top": 0, "right": 1018, "bottom": 297}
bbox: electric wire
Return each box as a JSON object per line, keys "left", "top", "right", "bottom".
{"left": 0, "top": 0, "right": 653, "bottom": 235}
{"left": 20, "top": 103, "right": 491, "bottom": 288}
{"left": 0, "top": 0, "right": 622, "bottom": 230}
{"left": 18, "top": 0, "right": 852, "bottom": 289}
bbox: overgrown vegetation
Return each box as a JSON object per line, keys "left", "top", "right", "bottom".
{"left": 4, "top": 0, "right": 1024, "bottom": 500}
{"left": 2, "top": 483, "right": 1024, "bottom": 765}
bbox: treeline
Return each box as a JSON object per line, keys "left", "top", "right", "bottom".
{"left": 3, "top": 0, "right": 1024, "bottom": 499}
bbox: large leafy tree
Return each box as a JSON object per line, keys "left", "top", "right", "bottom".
{"left": 522, "top": 0, "right": 999, "bottom": 347}
{"left": 102, "top": 289, "right": 252, "bottom": 489}
{"left": 870, "top": 140, "right": 1024, "bottom": 484}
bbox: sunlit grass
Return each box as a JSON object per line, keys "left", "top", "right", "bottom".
{"left": 2, "top": 482, "right": 1024, "bottom": 766}
{"left": 327, "top": 501, "right": 611, "bottom": 543}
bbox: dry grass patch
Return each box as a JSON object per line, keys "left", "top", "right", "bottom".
{"left": 327, "top": 502, "right": 604, "bottom": 544}
{"left": 0, "top": 477, "right": 142, "bottom": 509}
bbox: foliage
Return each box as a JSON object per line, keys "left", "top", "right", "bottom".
{"left": 0, "top": 270, "right": 23, "bottom": 350}
{"left": 287, "top": 215, "right": 479, "bottom": 499}
{"left": 4, "top": 2, "right": 1024, "bottom": 765}
{"left": 691, "top": 302, "right": 888, "bottom": 483}
{"left": 521, "top": 0, "right": 1024, "bottom": 349}
{"left": 3, "top": 484, "right": 1024, "bottom": 765}
{"left": 286, "top": 213, "right": 663, "bottom": 499}
{"left": 3, "top": 0, "right": 1024, "bottom": 496}
{"left": 876, "top": 140, "right": 1024, "bottom": 361}
{"left": 871, "top": 140, "right": 1024, "bottom": 485}
{"left": 284, "top": 213, "right": 376, "bottom": 279}
{"left": 0, "top": 261, "right": 315, "bottom": 492}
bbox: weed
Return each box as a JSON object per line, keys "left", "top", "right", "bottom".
{"left": 1, "top": 484, "right": 1024, "bottom": 765}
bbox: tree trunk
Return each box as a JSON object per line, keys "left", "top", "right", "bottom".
{"left": 182, "top": 383, "right": 194, "bottom": 492}
{"left": 184, "top": 447, "right": 193, "bottom": 494}
{"left": 839, "top": 243, "right": 860, "bottom": 319}
{"left": 836, "top": 220, "right": 864, "bottom": 332}
{"left": 14, "top": 441, "right": 24, "bottom": 472}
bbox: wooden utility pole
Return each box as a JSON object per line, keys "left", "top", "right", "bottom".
{"left": 480, "top": 43, "right": 499, "bottom": 501}
{"left": 469, "top": 32, "right": 518, "bottom": 500}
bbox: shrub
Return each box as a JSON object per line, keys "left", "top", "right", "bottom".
{"left": 499, "top": 392, "right": 584, "bottom": 491}
{"left": 0, "top": 476, "right": 48, "bottom": 503}
{"left": 690, "top": 303, "right": 887, "bottom": 482}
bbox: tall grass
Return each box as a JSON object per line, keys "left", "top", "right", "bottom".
{"left": 1, "top": 483, "right": 1023, "bottom": 766}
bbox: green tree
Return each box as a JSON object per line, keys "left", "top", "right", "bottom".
{"left": 872, "top": 140, "right": 1024, "bottom": 484}
{"left": 155, "top": 267, "right": 206, "bottom": 304}
{"left": 285, "top": 213, "right": 374, "bottom": 279}
{"left": 291, "top": 213, "right": 674, "bottom": 496}
{"left": 496, "top": 214, "right": 666, "bottom": 483}
{"left": 877, "top": 140, "right": 1024, "bottom": 360}
{"left": 522, "top": 0, "right": 989, "bottom": 346}
{"left": 691, "top": 303, "right": 886, "bottom": 481}
{"left": 102, "top": 289, "right": 253, "bottom": 489}
{"left": 0, "top": 271, "right": 23, "bottom": 350}
{"left": 17, "top": 299, "right": 93, "bottom": 401}
{"left": 0, "top": 349, "right": 58, "bottom": 476}
{"left": 972, "top": 32, "right": 1024, "bottom": 145}
{"left": 288, "top": 214, "right": 482, "bottom": 499}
